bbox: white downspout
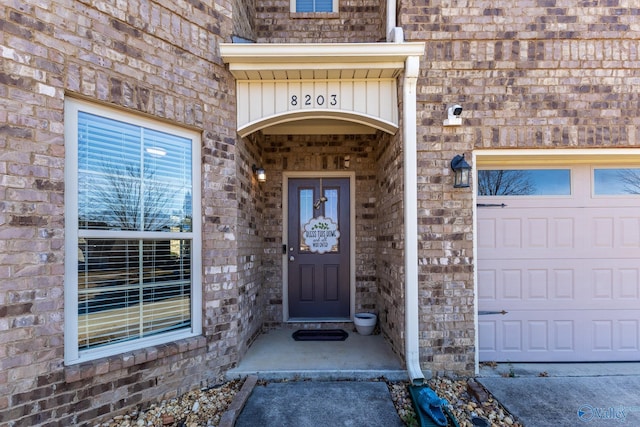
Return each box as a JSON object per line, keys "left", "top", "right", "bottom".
{"left": 403, "top": 55, "right": 425, "bottom": 385}
{"left": 387, "top": 0, "right": 403, "bottom": 42}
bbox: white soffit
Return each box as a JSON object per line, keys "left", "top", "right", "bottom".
{"left": 220, "top": 43, "right": 426, "bottom": 80}
{"left": 220, "top": 43, "right": 425, "bottom": 136}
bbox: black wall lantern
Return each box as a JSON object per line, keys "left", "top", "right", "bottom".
{"left": 252, "top": 164, "right": 266, "bottom": 182}
{"left": 450, "top": 154, "right": 471, "bottom": 188}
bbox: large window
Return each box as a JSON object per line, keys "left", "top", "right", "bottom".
{"left": 64, "top": 99, "right": 201, "bottom": 364}
{"left": 291, "top": 0, "right": 337, "bottom": 12}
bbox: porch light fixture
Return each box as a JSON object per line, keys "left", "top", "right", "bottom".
{"left": 252, "top": 164, "right": 266, "bottom": 182}
{"left": 450, "top": 154, "right": 471, "bottom": 188}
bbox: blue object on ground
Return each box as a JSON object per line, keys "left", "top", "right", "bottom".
{"left": 409, "top": 385, "right": 460, "bottom": 427}
{"left": 417, "top": 387, "right": 449, "bottom": 426}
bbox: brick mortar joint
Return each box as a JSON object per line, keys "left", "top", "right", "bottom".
{"left": 63, "top": 335, "right": 207, "bottom": 383}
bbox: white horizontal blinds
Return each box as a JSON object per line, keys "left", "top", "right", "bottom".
{"left": 76, "top": 112, "right": 192, "bottom": 351}
{"left": 296, "top": 0, "right": 332, "bottom": 12}
{"left": 143, "top": 128, "right": 193, "bottom": 231}
{"left": 78, "top": 113, "right": 192, "bottom": 232}
{"left": 78, "top": 112, "right": 141, "bottom": 230}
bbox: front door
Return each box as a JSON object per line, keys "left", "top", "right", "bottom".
{"left": 288, "top": 178, "right": 350, "bottom": 318}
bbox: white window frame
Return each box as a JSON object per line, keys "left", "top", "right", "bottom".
{"left": 290, "top": 0, "right": 338, "bottom": 13}
{"left": 63, "top": 98, "right": 202, "bottom": 365}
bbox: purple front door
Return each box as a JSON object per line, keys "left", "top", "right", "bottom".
{"left": 288, "top": 178, "right": 350, "bottom": 318}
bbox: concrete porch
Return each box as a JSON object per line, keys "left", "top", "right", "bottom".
{"left": 225, "top": 328, "right": 407, "bottom": 381}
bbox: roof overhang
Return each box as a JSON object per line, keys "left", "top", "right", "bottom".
{"left": 220, "top": 42, "right": 426, "bottom": 80}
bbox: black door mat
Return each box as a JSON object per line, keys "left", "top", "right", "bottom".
{"left": 292, "top": 329, "right": 348, "bottom": 341}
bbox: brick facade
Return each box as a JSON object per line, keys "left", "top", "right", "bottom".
{"left": 400, "top": 0, "right": 640, "bottom": 375}
{"left": 1, "top": 0, "right": 247, "bottom": 425}
{"left": 254, "top": 0, "right": 386, "bottom": 43}
{"left": 1, "top": 0, "right": 639, "bottom": 424}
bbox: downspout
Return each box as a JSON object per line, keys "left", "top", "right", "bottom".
{"left": 387, "top": 0, "right": 403, "bottom": 42}
{"left": 403, "top": 55, "right": 425, "bottom": 385}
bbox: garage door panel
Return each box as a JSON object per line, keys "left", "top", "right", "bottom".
{"left": 481, "top": 209, "right": 640, "bottom": 258}
{"left": 528, "top": 218, "right": 548, "bottom": 247}
{"left": 479, "top": 208, "right": 579, "bottom": 250}
{"left": 620, "top": 269, "right": 639, "bottom": 299}
{"left": 480, "top": 261, "right": 639, "bottom": 310}
{"left": 588, "top": 210, "right": 640, "bottom": 250}
{"left": 528, "top": 320, "right": 549, "bottom": 351}
{"left": 478, "top": 163, "right": 640, "bottom": 362}
{"left": 477, "top": 218, "right": 496, "bottom": 248}
{"left": 502, "top": 218, "right": 522, "bottom": 248}
{"left": 502, "top": 321, "right": 523, "bottom": 351}
{"left": 592, "top": 269, "right": 614, "bottom": 300}
{"left": 619, "top": 320, "right": 639, "bottom": 351}
{"left": 593, "top": 217, "right": 615, "bottom": 248}
{"left": 479, "top": 261, "right": 580, "bottom": 309}
{"left": 553, "top": 320, "right": 575, "bottom": 352}
{"left": 479, "top": 311, "right": 639, "bottom": 362}
{"left": 502, "top": 270, "right": 522, "bottom": 299}
{"left": 528, "top": 269, "right": 548, "bottom": 299}
{"left": 477, "top": 269, "right": 497, "bottom": 300}
{"left": 593, "top": 320, "right": 614, "bottom": 351}
{"left": 620, "top": 217, "right": 640, "bottom": 247}
{"left": 478, "top": 321, "right": 497, "bottom": 352}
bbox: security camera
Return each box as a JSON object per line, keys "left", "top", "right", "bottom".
{"left": 449, "top": 105, "right": 463, "bottom": 116}
{"left": 443, "top": 104, "right": 463, "bottom": 126}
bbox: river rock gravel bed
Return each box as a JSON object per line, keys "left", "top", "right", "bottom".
{"left": 98, "top": 379, "right": 244, "bottom": 427}
{"left": 99, "top": 377, "right": 520, "bottom": 427}
{"left": 388, "top": 377, "right": 523, "bottom": 427}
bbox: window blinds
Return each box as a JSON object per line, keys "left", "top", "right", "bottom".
{"left": 296, "top": 0, "right": 333, "bottom": 12}
{"left": 76, "top": 112, "right": 193, "bottom": 350}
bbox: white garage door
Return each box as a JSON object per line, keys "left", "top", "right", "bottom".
{"left": 478, "top": 164, "right": 640, "bottom": 362}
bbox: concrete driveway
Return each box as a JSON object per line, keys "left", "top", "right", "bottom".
{"left": 478, "top": 363, "right": 640, "bottom": 427}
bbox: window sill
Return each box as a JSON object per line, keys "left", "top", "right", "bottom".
{"left": 290, "top": 12, "right": 339, "bottom": 19}
{"left": 64, "top": 335, "right": 207, "bottom": 383}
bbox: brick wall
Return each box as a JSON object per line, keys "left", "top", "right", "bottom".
{"left": 374, "top": 128, "right": 406, "bottom": 360}
{"left": 234, "top": 133, "right": 267, "bottom": 357}
{"left": 0, "top": 1, "right": 243, "bottom": 425}
{"left": 232, "top": 0, "right": 256, "bottom": 41}
{"left": 254, "top": 0, "right": 386, "bottom": 43}
{"left": 400, "top": 0, "right": 640, "bottom": 375}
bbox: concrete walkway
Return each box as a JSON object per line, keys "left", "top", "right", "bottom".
{"left": 478, "top": 363, "right": 640, "bottom": 427}
{"left": 234, "top": 381, "right": 404, "bottom": 427}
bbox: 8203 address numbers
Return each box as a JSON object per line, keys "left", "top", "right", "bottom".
{"left": 291, "top": 94, "right": 338, "bottom": 107}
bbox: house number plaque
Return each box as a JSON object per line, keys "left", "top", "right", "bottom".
{"left": 302, "top": 216, "right": 340, "bottom": 254}
{"left": 291, "top": 94, "right": 338, "bottom": 107}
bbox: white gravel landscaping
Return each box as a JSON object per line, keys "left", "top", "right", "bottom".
{"left": 99, "top": 377, "right": 521, "bottom": 427}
